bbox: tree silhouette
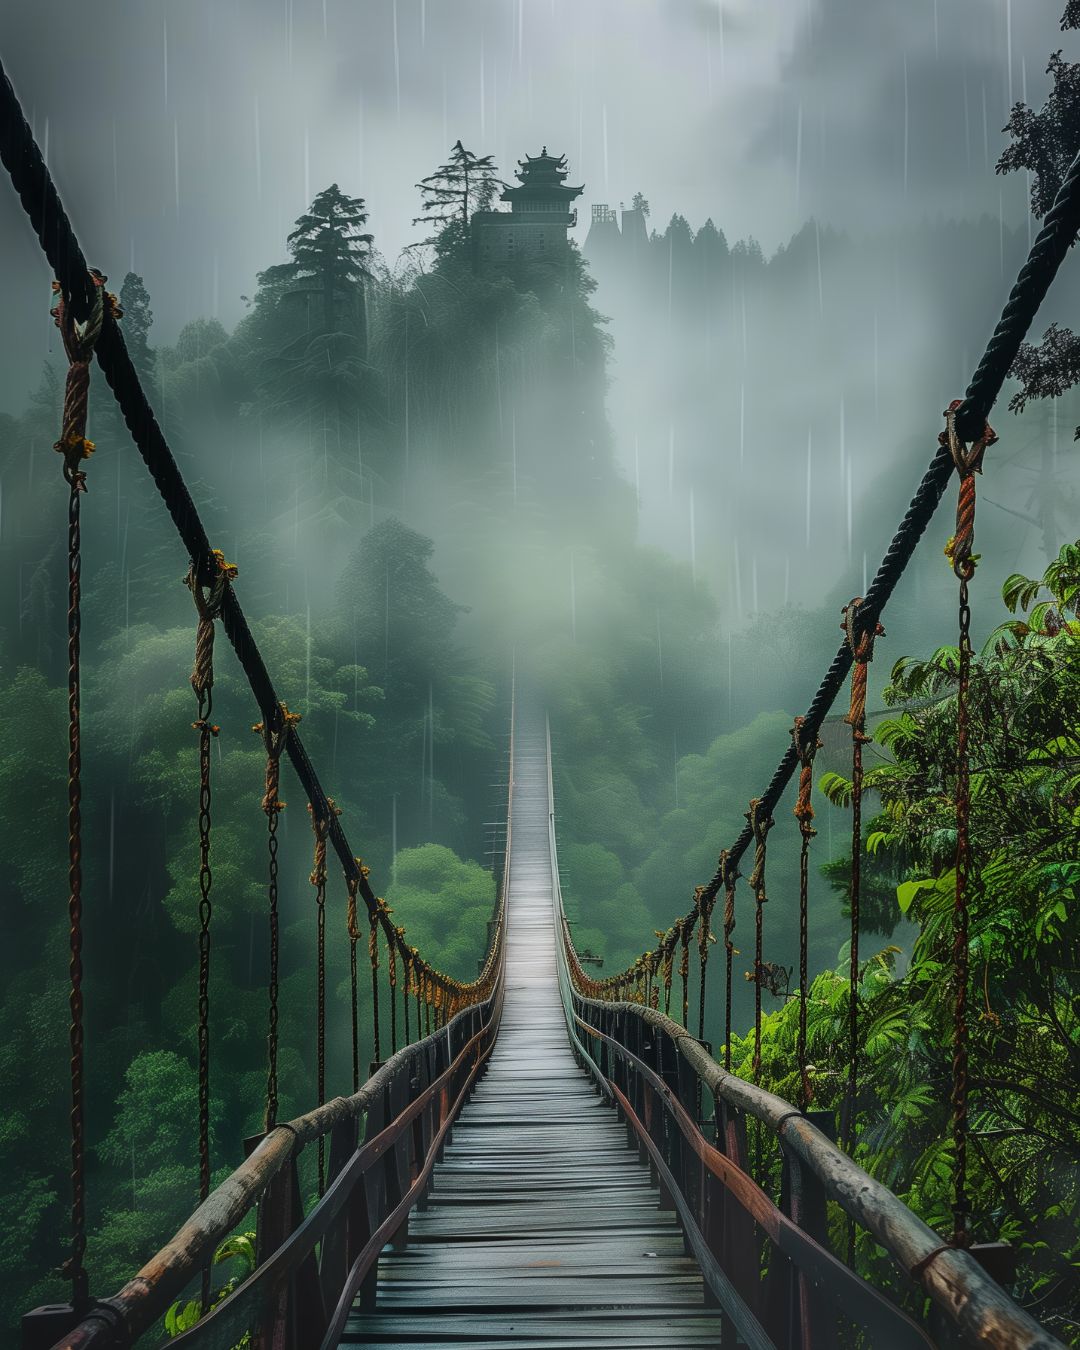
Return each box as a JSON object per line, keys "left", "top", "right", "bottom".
{"left": 998, "top": 5, "right": 1080, "bottom": 431}
{"left": 267, "top": 184, "right": 374, "bottom": 335}
{"left": 414, "top": 141, "right": 502, "bottom": 254}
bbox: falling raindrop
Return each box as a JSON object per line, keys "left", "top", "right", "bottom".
{"left": 690, "top": 488, "right": 697, "bottom": 584}
{"left": 108, "top": 792, "right": 116, "bottom": 907}
{"left": 1005, "top": 0, "right": 1014, "bottom": 111}
{"left": 173, "top": 119, "right": 180, "bottom": 218}
{"left": 511, "top": 411, "right": 518, "bottom": 502}
{"left": 815, "top": 219, "right": 823, "bottom": 316}
{"left": 727, "top": 633, "right": 734, "bottom": 725}
{"left": 394, "top": 0, "right": 402, "bottom": 121}
{"left": 733, "top": 536, "right": 743, "bottom": 620}
{"left": 846, "top": 459, "right": 854, "bottom": 559}
{"left": 305, "top": 597, "right": 312, "bottom": 710}
{"left": 903, "top": 55, "right": 909, "bottom": 197}
{"left": 112, "top": 119, "right": 119, "bottom": 206}
{"left": 784, "top": 555, "right": 791, "bottom": 606}
{"left": 480, "top": 31, "right": 486, "bottom": 138}
{"left": 254, "top": 96, "right": 262, "bottom": 201}
{"left": 603, "top": 104, "right": 609, "bottom": 196}
{"left": 805, "top": 428, "right": 812, "bottom": 547}
{"left": 739, "top": 382, "right": 746, "bottom": 467}
{"left": 163, "top": 12, "right": 169, "bottom": 107}
{"left": 304, "top": 126, "right": 310, "bottom": 206}
{"left": 862, "top": 551, "right": 869, "bottom": 596}
{"left": 569, "top": 551, "right": 577, "bottom": 641}
{"left": 668, "top": 426, "right": 675, "bottom": 499}
{"left": 795, "top": 102, "right": 803, "bottom": 216}
{"left": 656, "top": 609, "right": 664, "bottom": 690}
{"left": 998, "top": 187, "right": 1005, "bottom": 276}
{"left": 673, "top": 730, "right": 680, "bottom": 808}
{"left": 982, "top": 83, "right": 990, "bottom": 170}
{"left": 839, "top": 395, "right": 846, "bottom": 486}
{"left": 962, "top": 66, "right": 971, "bottom": 172}
{"left": 392, "top": 794, "right": 398, "bottom": 887}
{"left": 634, "top": 434, "right": 641, "bottom": 507}
{"left": 751, "top": 554, "right": 759, "bottom": 613}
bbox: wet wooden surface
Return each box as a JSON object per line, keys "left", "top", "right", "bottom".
{"left": 342, "top": 715, "right": 726, "bottom": 1347}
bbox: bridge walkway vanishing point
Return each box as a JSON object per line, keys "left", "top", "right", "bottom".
{"left": 342, "top": 711, "right": 726, "bottom": 1348}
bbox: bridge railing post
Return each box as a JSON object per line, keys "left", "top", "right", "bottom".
{"left": 318, "top": 1115, "right": 360, "bottom": 1313}
{"left": 714, "top": 1096, "right": 761, "bottom": 1323}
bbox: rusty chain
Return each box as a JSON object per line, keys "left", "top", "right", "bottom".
{"left": 51, "top": 270, "right": 108, "bottom": 1312}
{"left": 942, "top": 401, "right": 996, "bottom": 1249}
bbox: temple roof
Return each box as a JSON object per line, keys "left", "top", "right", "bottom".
{"left": 501, "top": 147, "right": 583, "bottom": 204}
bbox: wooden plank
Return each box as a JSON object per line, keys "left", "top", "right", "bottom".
{"left": 342, "top": 719, "right": 727, "bottom": 1348}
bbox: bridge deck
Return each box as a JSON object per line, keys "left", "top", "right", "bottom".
{"left": 341, "top": 720, "right": 726, "bottom": 1347}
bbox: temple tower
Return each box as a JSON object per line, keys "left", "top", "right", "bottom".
{"left": 472, "top": 147, "right": 583, "bottom": 266}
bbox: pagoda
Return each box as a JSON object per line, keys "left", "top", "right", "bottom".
{"left": 472, "top": 147, "right": 584, "bottom": 267}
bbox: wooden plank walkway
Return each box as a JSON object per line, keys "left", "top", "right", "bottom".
{"left": 342, "top": 716, "right": 727, "bottom": 1347}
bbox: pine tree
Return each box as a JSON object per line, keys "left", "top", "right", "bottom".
{"left": 413, "top": 141, "right": 502, "bottom": 255}
{"left": 280, "top": 184, "right": 374, "bottom": 335}
{"left": 118, "top": 273, "right": 155, "bottom": 385}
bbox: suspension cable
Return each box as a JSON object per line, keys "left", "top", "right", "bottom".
{"left": 385, "top": 914, "right": 399, "bottom": 1055}
{"left": 347, "top": 873, "right": 362, "bottom": 1094}
{"left": 369, "top": 906, "right": 382, "bottom": 1065}
{"left": 791, "top": 715, "right": 822, "bottom": 1112}
{"left": 746, "top": 801, "right": 774, "bottom": 1083}
{"left": 51, "top": 270, "right": 108, "bottom": 1313}
{"left": 695, "top": 892, "right": 712, "bottom": 1039}
{"left": 309, "top": 799, "right": 337, "bottom": 1196}
{"left": 840, "top": 598, "right": 884, "bottom": 1153}
{"left": 184, "top": 547, "right": 235, "bottom": 1308}
{"left": 719, "top": 854, "right": 737, "bottom": 1070}
{"left": 942, "top": 401, "right": 996, "bottom": 1249}
{"left": 252, "top": 703, "right": 299, "bottom": 1131}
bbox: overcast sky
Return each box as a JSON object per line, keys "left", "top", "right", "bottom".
{"left": 0, "top": 0, "right": 1070, "bottom": 397}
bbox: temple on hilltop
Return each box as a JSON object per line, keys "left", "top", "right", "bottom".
{"left": 472, "top": 147, "right": 583, "bottom": 266}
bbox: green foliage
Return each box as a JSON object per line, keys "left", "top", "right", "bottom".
{"left": 388, "top": 845, "right": 495, "bottom": 980}
{"left": 739, "top": 543, "right": 1080, "bottom": 1343}
{"left": 164, "top": 1230, "right": 256, "bottom": 1340}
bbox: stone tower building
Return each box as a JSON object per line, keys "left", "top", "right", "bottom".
{"left": 472, "top": 147, "right": 583, "bottom": 266}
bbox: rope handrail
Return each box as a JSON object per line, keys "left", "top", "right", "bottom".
{"left": 576, "top": 137, "right": 1080, "bottom": 998}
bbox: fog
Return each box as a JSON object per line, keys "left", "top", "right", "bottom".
{"left": 1, "top": 1, "right": 1078, "bottom": 1328}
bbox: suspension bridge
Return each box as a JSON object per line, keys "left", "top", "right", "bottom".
{"left": 1, "top": 41, "right": 1075, "bottom": 1350}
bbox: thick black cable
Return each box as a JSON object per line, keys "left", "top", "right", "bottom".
{"left": 0, "top": 54, "right": 380, "bottom": 915}
{"left": 693, "top": 143, "right": 1080, "bottom": 905}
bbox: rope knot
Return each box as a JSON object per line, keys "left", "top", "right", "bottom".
{"left": 185, "top": 550, "right": 237, "bottom": 703}
{"left": 746, "top": 799, "right": 773, "bottom": 903}
{"left": 308, "top": 798, "right": 338, "bottom": 887}
{"left": 841, "top": 597, "right": 884, "bottom": 741}
{"left": 941, "top": 400, "right": 996, "bottom": 580}
{"left": 791, "top": 715, "right": 823, "bottom": 837}
{"left": 346, "top": 875, "right": 361, "bottom": 942}
{"left": 51, "top": 272, "right": 107, "bottom": 489}
{"left": 253, "top": 703, "right": 301, "bottom": 813}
